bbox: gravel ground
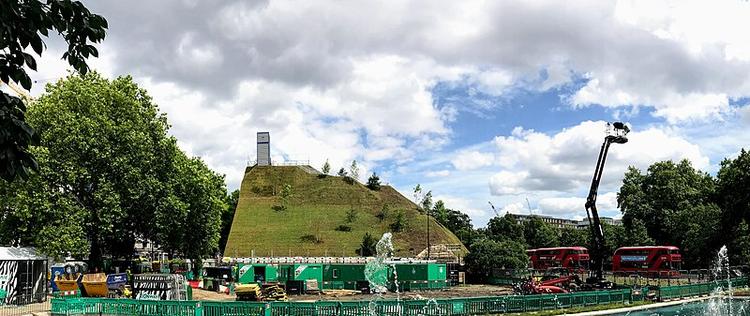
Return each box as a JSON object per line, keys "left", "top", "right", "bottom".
{"left": 191, "top": 284, "right": 513, "bottom": 302}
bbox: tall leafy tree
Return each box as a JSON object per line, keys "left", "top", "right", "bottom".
{"left": 174, "top": 156, "right": 227, "bottom": 259}
{"left": 1, "top": 0, "right": 107, "bottom": 181}
{"left": 465, "top": 239, "right": 528, "bottom": 274}
{"left": 523, "top": 216, "right": 559, "bottom": 249}
{"left": 366, "top": 172, "right": 381, "bottom": 190}
{"left": 321, "top": 159, "right": 331, "bottom": 175}
{"left": 430, "top": 200, "right": 448, "bottom": 225}
{"left": 559, "top": 228, "right": 588, "bottom": 247}
{"left": 356, "top": 232, "right": 377, "bottom": 256}
{"left": 0, "top": 147, "right": 89, "bottom": 259}
{"left": 618, "top": 160, "right": 715, "bottom": 244}
{"left": 716, "top": 149, "right": 750, "bottom": 264}
{"left": 0, "top": 73, "right": 226, "bottom": 266}
{"left": 486, "top": 213, "right": 525, "bottom": 244}
{"left": 349, "top": 160, "right": 359, "bottom": 181}
{"left": 618, "top": 159, "right": 719, "bottom": 268}
{"left": 26, "top": 73, "right": 178, "bottom": 265}
{"left": 674, "top": 204, "right": 721, "bottom": 268}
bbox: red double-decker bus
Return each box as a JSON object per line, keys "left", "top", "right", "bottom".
{"left": 612, "top": 246, "right": 681, "bottom": 276}
{"left": 527, "top": 247, "right": 590, "bottom": 271}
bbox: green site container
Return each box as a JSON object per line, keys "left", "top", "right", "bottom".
{"left": 323, "top": 264, "right": 365, "bottom": 282}
{"left": 277, "top": 263, "right": 323, "bottom": 290}
{"left": 0, "top": 288, "right": 5, "bottom": 305}
{"left": 236, "top": 263, "right": 279, "bottom": 284}
{"left": 393, "top": 263, "right": 446, "bottom": 281}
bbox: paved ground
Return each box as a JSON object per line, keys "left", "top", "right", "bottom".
{"left": 0, "top": 300, "right": 52, "bottom": 316}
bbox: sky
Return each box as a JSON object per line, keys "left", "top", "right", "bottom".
{"left": 11, "top": 0, "right": 750, "bottom": 227}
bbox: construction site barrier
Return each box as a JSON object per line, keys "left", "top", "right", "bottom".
{"left": 51, "top": 277, "right": 748, "bottom": 316}
{"left": 659, "top": 278, "right": 747, "bottom": 300}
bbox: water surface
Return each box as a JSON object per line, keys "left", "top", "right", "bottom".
{"left": 611, "top": 299, "right": 750, "bottom": 315}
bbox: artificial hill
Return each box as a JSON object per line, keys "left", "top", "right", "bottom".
{"left": 224, "top": 165, "right": 467, "bottom": 258}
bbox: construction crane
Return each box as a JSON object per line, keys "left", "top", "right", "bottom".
{"left": 585, "top": 122, "right": 629, "bottom": 287}
{"left": 488, "top": 201, "right": 500, "bottom": 217}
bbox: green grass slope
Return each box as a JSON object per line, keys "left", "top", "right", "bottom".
{"left": 224, "top": 165, "right": 467, "bottom": 257}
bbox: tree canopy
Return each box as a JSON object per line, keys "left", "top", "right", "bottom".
{"left": 618, "top": 156, "right": 750, "bottom": 268}
{"left": 486, "top": 213, "right": 525, "bottom": 244}
{"left": 0, "top": 73, "right": 227, "bottom": 266}
{"left": 465, "top": 239, "right": 528, "bottom": 273}
{"left": 1, "top": 0, "right": 107, "bottom": 181}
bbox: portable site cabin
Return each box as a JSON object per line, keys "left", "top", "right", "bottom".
{"left": 0, "top": 247, "right": 47, "bottom": 305}
{"left": 236, "top": 263, "right": 278, "bottom": 284}
{"left": 277, "top": 264, "right": 323, "bottom": 294}
{"left": 239, "top": 262, "right": 448, "bottom": 293}
{"left": 322, "top": 264, "right": 366, "bottom": 290}
{"left": 391, "top": 263, "right": 447, "bottom": 291}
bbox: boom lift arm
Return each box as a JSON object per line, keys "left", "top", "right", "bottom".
{"left": 585, "top": 122, "right": 629, "bottom": 284}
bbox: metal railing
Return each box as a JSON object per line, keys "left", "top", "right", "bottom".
{"left": 49, "top": 278, "right": 748, "bottom": 316}
{"left": 485, "top": 265, "right": 750, "bottom": 287}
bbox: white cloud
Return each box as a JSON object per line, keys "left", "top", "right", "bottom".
{"left": 23, "top": 0, "right": 750, "bottom": 195}
{"left": 740, "top": 106, "right": 750, "bottom": 125}
{"left": 500, "top": 202, "right": 527, "bottom": 215}
{"left": 489, "top": 121, "right": 709, "bottom": 196}
{"left": 425, "top": 170, "right": 451, "bottom": 178}
{"left": 536, "top": 192, "right": 618, "bottom": 220}
{"left": 452, "top": 151, "right": 495, "bottom": 171}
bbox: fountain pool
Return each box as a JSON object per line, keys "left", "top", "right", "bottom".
{"left": 610, "top": 298, "right": 750, "bottom": 315}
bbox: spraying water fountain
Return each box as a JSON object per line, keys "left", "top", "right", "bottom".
{"left": 363, "top": 232, "right": 447, "bottom": 316}
{"left": 705, "top": 246, "right": 748, "bottom": 316}
{"left": 364, "top": 233, "right": 398, "bottom": 316}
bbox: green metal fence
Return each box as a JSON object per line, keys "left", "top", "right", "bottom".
{"left": 51, "top": 277, "right": 748, "bottom": 316}
{"left": 659, "top": 278, "right": 747, "bottom": 300}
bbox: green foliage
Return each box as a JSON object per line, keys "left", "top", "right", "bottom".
{"left": 337, "top": 168, "right": 347, "bottom": 177}
{"left": 376, "top": 204, "right": 389, "bottom": 222}
{"left": 300, "top": 234, "right": 322, "bottom": 244}
{"left": 274, "top": 183, "right": 292, "bottom": 211}
{"left": 225, "top": 166, "right": 465, "bottom": 257}
{"left": 322, "top": 160, "right": 331, "bottom": 175}
{"left": 0, "top": 0, "right": 107, "bottom": 181}
{"left": 618, "top": 160, "right": 715, "bottom": 246}
{"left": 618, "top": 159, "right": 719, "bottom": 268}
{"left": 0, "top": 74, "right": 226, "bottom": 264}
{"left": 438, "top": 207, "right": 472, "bottom": 235}
{"left": 674, "top": 204, "right": 721, "bottom": 268}
{"left": 523, "top": 216, "right": 559, "bottom": 249}
{"left": 366, "top": 172, "right": 381, "bottom": 191}
{"left": 465, "top": 239, "right": 528, "bottom": 272}
{"left": 717, "top": 149, "right": 750, "bottom": 263}
{"left": 486, "top": 213, "right": 525, "bottom": 244}
{"left": 559, "top": 228, "right": 588, "bottom": 247}
{"left": 335, "top": 225, "right": 352, "bottom": 232}
{"left": 390, "top": 210, "right": 407, "bottom": 232}
{"left": 219, "top": 190, "right": 239, "bottom": 255}
{"left": 430, "top": 200, "right": 448, "bottom": 224}
{"left": 455, "top": 227, "right": 484, "bottom": 248}
{"left": 349, "top": 160, "right": 359, "bottom": 181}
{"left": 345, "top": 208, "right": 358, "bottom": 223}
{"left": 729, "top": 220, "right": 750, "bottom": 266}
{"left": 357, "top": 232, "right": 377, "bottom": 256}
{"left": 412, "top": 185, "right": 434, "bottom": 214}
